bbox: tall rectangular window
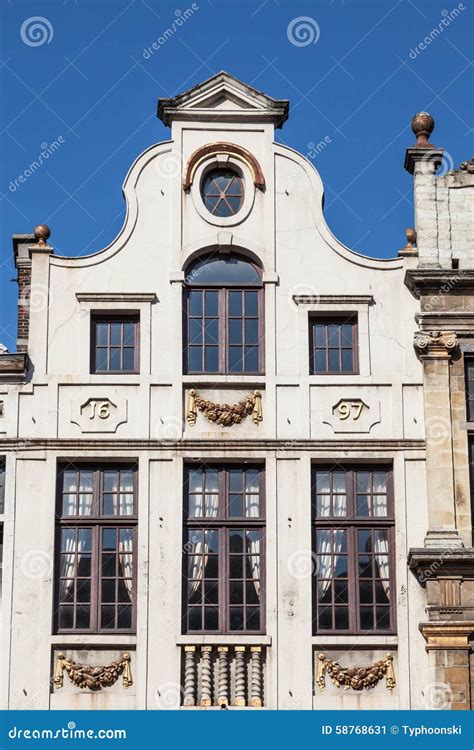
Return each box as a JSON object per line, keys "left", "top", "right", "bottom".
{"left": 312, "top": 466, "right": 395, "bottom": 634}
{"left": 183, "top": 465, "right": 264, "bottom": 633}
{"left": 310, "top": 316, "right": 358, "bottom": 374}
{"left": 465, "top": 358, "right": 474, "bottom": 421}
{"left": 185, "top": 289, "right": 262, "bottom": 374}
{"left": 56, "top": 464, "right": 137, "bottom": 633}
{"left": 91, "top": 315, "right": 139, "bottom": 373}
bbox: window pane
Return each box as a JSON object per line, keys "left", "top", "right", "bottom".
{"left": 187, "top": 255, "right": 260, "bottom": 285}
{"left": 334, "top": 608, "right": 349, "bottom": 629}
{"left": 205, "top": 290, "right": 218, "bottom": 316}
{"left": 101, "top": 606, "right": 116, "bottom": 629}
{"left": 230, "top": 581, "right": 243, "bottom": 604}
{"left": 229, "top": 319, "right": 242, "bottom": 344}
{"left": 360, "top": 607, "right": 374, "bottom": 630}
{"left": 102, "top": 579, "right": 115, "bottom": 603}
{"left": 96, "top": 348, "right": 108, "bottom": 371}
{"left": 315, "top": 349, "right": 326, "bottom": 372}
{"left": 229, "top": 291, "right": 243, "bottom": 316}
{"left": 118, "top": 607, "right": 132, "bottom": 629}
{"left": 229, "top": 530, "right": 243, "bottom": 553}
{"left": 245, "top": 291, "right": 258, "bottom": 317}
{"left": 96, "top": 323, "right": 108, "bottom": 346}
{"left": 328, "top": 349, "right": 339, "bottom": 371}
{"left": 314, "top": 324, "right": 325, "bottom": 347}
{"left": 341, "top": 323, "right": 353, "bottom": 346}
{"left": 109, "top": 347, "right": 121, "bottom": 370}
{"left": 188, "top": 291, "right": 202, "bottom": 317}
{"left": 59, "top": 606, "right": 73, "bottom": 629}
{"left": 123, "top": 347, "right": 135, "bottom": 371}
{"left": 229, "top": 347, "right": 243, "bottom": 372}
{"left": 204, "top": 607, "right": 219, "bottom": 630}
{"left": 229, "top": 607, "right": 244, "bottom": 631}
{"left": 341, "top": 348, "right": 353, "bottom": 371}
{"left": 244, "top": 347, "right": 258, "bottom": 372}
{"left": 123, "top": 322, "right": 135, "bottom": 345}
{"left": 188, "top": 347, "right": 202, "bottom": 372}
{"left": 327, "top": 324, "right": 340, "bottom": 347}
{"left": 205, "top": 319, "right": 218, "bottom": 344}
{"left": 244, "top": 318, "right": 258, "bottom": 345}
{"left": 229, "top": 494, "right": 243, "bottom": 517}
{"left": 204, "top": 346, "right": 218, "bottom": 372}
{"left": 189, "top": 318, "right": 202, "bottom": 344}
{"left": 110, "top": 323, "right": 121, "bottom": 345}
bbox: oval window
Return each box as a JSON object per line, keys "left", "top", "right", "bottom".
{"left": 201, "top": 168, "right": 244, "bottom": 217}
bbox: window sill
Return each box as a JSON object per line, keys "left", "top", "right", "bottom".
{"left": 50, "top": 634, "right": 137, "bottom": 646}
{"left": 177, "top": 635, "right": 271, "bottom": 646}
{"left": 312, "top": 635, "right": 397, "bottom": 647}
{"left": 182, "top": 375, "right": 266, "bottom": 385}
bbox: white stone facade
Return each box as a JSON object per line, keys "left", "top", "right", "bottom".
{"left": 1, "top": 73, "right": 471, "bottom": 711}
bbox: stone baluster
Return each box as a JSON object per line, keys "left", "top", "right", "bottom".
{"left": 217, "top": 646, "right": 229, "bottom": 707}
{"left": 235, "top": 646, "right": 246, "bottom": 706}
{"left": 200, "top": 646, "right": 212, "bottom": 707}
{"left": 183, "top": 646, "right": 196, "bottom": 706}
{"left": 250, "top": 646, "right": 262, "bottom": 707}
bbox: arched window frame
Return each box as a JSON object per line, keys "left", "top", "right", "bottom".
{"left": 183, "top": 252, "right": 264, "bottom": 375}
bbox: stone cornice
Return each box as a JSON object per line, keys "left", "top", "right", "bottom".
{"left": 413, "top": 330, "right": 458, "bottom": 359}
{"left": 0, "top": 438, "right": 426, "bottom": 452}
{"left": 405, "top": 269, "right": 474, "bottom": 297}
{"left": 292, "top": 294, "right": 374, "bottom": 306}
{"left": 416, "top": 312, "right": 474, "bottom": 333}
{"left": 75, "top": 293, "right": 157, "bottom": 303}
{"left": 419, "top": 622, "right": 474, "bottom": 650}
{"left": 0, "top": 352, "right": 28, "bottom": 382}
{"left": 408, "top": 548, "right": 474, "bottom": 583}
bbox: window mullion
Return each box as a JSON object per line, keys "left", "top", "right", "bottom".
{"left": 221, "top": 288, "right": 227, "bottom": 374}
{"left": 349, "top": 527, "right": 358, "bottom": 633}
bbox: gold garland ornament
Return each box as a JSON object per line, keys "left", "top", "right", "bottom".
{"left": 53, "top": 652, "right": 133, "bottom": 691}
{"left": 187, "top": 389, "right": 262, "bottom": 427}
{"left": 316, "top": 653, "right": 395, "bottom": 692}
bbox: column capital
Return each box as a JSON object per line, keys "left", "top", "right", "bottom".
{"left": 414, "top": 330, "right": 458, "bottom": 359}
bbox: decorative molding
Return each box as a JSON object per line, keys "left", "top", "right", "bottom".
{"left": 53, "top": 652, "right": 133, "bottom": 691}
{"left": 75, "top": 293, "right": 157, "bottom": 303}
{"left": 70, "top": 396, "right": 128, "bottom": 433}
{"left": 413, "top": 330, "right": 458, "bottom": 359}
{"left": 183, "top": 142, "right": 265, "bottom": 191}
{"left": 292, "top": 294, "right": 374, "bottom": 306}
{"left": 419, "top": 623, "right": 474, "bottom": 650}
{"left": 416, "top": 312, "right": 474, "bottom": 333}
{"left": 316, "top": 653, "right": 396, "bottom": 692}
{"left": 459, "top": 156, "right": 474, "bottom": 174}
{"left": 0, "top": 352, "right": 28, "bottom": 381}
{"left": 186, "top": 389, "right": 262, "bottom": 427}
{"left": 319, "top": 398, "right": 381, "bottom": 435}
{"left": 405, "top": 269, "right": 474, "bottom": 297}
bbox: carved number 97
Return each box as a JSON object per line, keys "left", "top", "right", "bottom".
{"left": 337, "top": 401, "right": 364, "bottom": 421}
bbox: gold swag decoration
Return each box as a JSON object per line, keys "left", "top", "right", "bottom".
{"left": 187, "top": 389, "right": 263, "bottom": 427}
{"left": 316, "top": 653, "right": 395, "bottom": 692}
{"left": 53, "top": 652, "right": 133, "bottom": 691}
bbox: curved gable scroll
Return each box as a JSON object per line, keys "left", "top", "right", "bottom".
{"left": 183, "top": 142, "right": 265, "bottom": 191}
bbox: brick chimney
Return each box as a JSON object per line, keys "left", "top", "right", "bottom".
{"left": 12, "top": 225, "right": 52, "bottom": 353}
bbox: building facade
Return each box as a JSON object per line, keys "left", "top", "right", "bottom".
{"left": 0, "top": 73, "right": 472, "bottom": 710}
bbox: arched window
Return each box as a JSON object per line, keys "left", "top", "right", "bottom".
{"left": 184, "top": 253, "right": 263, "bottom": 374}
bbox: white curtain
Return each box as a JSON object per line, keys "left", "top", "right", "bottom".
{"left": 332, "top": 471, "right": 347, "bottom": 516}
{"left": 317, "top": 529, "right": 345, "bottom": 599}
{"left": 245, "top": 470, "right": 261, "bottom": 597}
{"left": 188, "top": 470, "right": 219, "bottom": 596}
{"left": 118, "top": 470, "right": 134, "bottom": 516}
{"left": 315, "top": 471, "right": 346, "bottom": 516}
{"left": 59, "top": 531, "right": 79, "bottom": 600}
{"left": 62, "top": 470, "right": 92, "bottom": 516}
{"left": 118, "top": 529, "right": 134, "bottom": 599}
{"left": 372, "top": 471, "right": 388, "bottom": 517}
{"left": 374, "top": 530, "right": 390, "bottom": 597}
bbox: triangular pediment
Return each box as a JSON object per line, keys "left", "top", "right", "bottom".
{"left": 157, "top": 71, "right": 289, "bottom": 128}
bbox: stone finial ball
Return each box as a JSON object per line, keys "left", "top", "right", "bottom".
{"left": 411, "top": 112, "right": 434, "bottom": 137}
{"left": 34, "top": 224, "right": 51, "bottom": 243}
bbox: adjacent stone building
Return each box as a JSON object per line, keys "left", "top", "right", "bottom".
{"left": 0, "top": 74, "right": 472, "bottom": 710}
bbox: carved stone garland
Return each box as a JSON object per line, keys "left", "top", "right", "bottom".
{"left": 187, "top": 389, "right": 262, "bottom": 427}
{"left": 53, "top": 652, "right": 133, "bottom": 691}
{"left": 316, "top": 653, "right": 395, "bottom": 692}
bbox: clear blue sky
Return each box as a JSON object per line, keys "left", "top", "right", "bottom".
{"left": 0, "top": 0, "right": 472, "bottom": 351}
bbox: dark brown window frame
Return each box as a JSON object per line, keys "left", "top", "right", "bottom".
{"left": 309, "top": 314, "right": 359, "bottom": 375}
{"left": 182, "top": 464, "right": 266, "bottom": 635}
{"left": 0, "top": 459, "right": 4, "bottom": 514}
{"left": 312, "top": 465, "right": 396, "bottom": 636}
{"left": 183, "top": 254, "right": 264, "bottom": 375}
{"left": 90, "top": 312, "right": 140, "bottom": 375}
{"left": 54, "top": 463, "right": 138, "bottom": 635}
{"left": 465, "top": 357, "right": 474, "bottom": 421}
